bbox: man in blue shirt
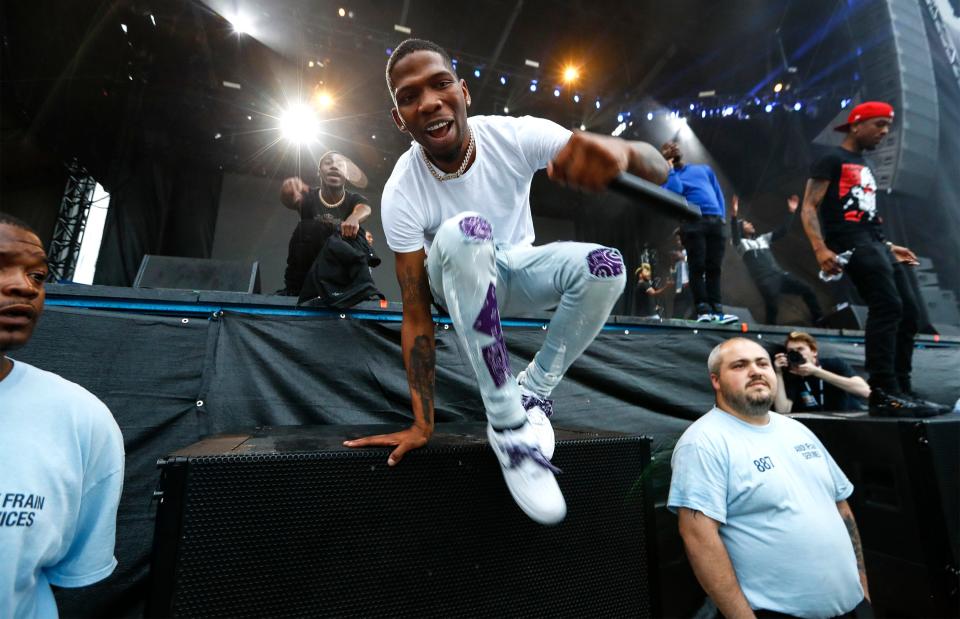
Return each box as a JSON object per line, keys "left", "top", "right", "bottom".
{"left": 669, "top": 337, "right": 871, "bottom": 618}
{"left": 0, "top": 212, "right": 125, "bottom": 618}
{"left": 662, "top": 142, "right": 737, "bottom": 324}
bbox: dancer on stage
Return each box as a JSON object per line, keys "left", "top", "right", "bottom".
{"left": 730, "top": 194, "right": 823, "bottom": 325}
{"left": 661, "top": 142, "right": 738, "bottom": 324}
{"left": 344, "top": 38, "right": 668, "bottom": 524}
{"left": 799, "top": 101, "right": 947, "bottom": 417}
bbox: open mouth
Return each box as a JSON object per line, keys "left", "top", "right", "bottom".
{"left": 424, "top": 119, "right": 453, "bottom": 141}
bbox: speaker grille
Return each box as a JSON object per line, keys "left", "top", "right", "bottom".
{"left": 160, "top": 436, "right": 654, "bottom": 617}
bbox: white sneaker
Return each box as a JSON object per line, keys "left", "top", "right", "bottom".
{"left": 712, "top": 312, "right": 739, "bottom": 325}
{"left": 519, "top": 386, "right": 556, "bottom": 460}
{"left": 487, "top": 422, "right": 566, "bottom": 525}
{"left": 696, "top": 313, "right": 713, "bottom": 322}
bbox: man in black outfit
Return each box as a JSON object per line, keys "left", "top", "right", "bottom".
{"left": 279, "top": 151, "right": 375, "bottom": 296}
{"left": 731, "top": 194, "right": 823, "bottom": 325}
{"left": 800, "top": 101, "right": 947, "bottom": 417}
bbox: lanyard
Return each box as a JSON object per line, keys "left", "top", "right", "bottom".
{"left": 802, "top": 379, "right": 825, "bottom": 408}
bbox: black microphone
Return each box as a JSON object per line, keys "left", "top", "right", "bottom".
{"left": 609, "top": 172, "right": 701, "bottom": 222}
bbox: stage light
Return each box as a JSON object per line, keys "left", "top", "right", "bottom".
{"left": 646, "top": 112, "right": 653, "bottom": 120}
{"left": 722, "top": 106, "right": 734, "bottom": 117}
{"left": 120, "top": 23, "right": 128, "bottom": 34}
{"left": 452, "top": 58, "right": 458, "bottom": 67}
{"left": 503, "top": 106, "right": 509, "bottom": 114}
{"left": 689, "top": 103, "right": 695, "bottom": 111}
{"left": 562, "top": 66, "right": 579, "bottom": 83}
{"left": 580, "top": 124, "right": 586, "bottom": 130}
{"left": 840, "top": 98, "right": 850, "bottom": 108}
{"left": 499, "top": 76, "right": 507, "bottom": 85}
{"left": 793, "top": 102, "right": 802, "bottom": 111}
{"left": 474, "top": 68, "right": 481, "bottom": 78}
{"left": 149, "top": 14, "right": 156, "bottom": 27}
{"left": 386, "top": 48, "right": 392, "bottom": 56}
{"left": 701, "top": 110, "right": 706, "bottom": 118}
{"left": 371, "top": 134, "right": 376, "bottom": 139}
{"left": 315, "top": 91, "right": 334, "bottom": 109}
{"left": 308, "top": 61, "right": 315, "bottom": 68}
{"left": 595, "top": 99, "right": 600, "bottom": 110}
{"left": 573, "top": 94, "right": 580, "bottom": 103}
{"left": 214, "top": 133, "right": 221, "bottom": 140}
{"left": 611, "top": 122, "right": 627, "bottom": 137}
{"left": 774, "top": 82, "right": 783, "bottom": 93}
{"left": 280, "top": 104, "right": 319, "bottom": 144}
{"left": 764, "top": 103, "right": 774, "bottom": 113}
{"left": 228, "top": 13, "right": 253, "bottom": 35}
{"left": 529, "top": 81, "right": 537, "bottom": 92}
{"left": 553, "top": 88, "right": 560, "bottom": 97}
{"left": 338, "top": 7, "right": 346, "bottom": 17}
{"left": 617, "top": 113, "right": 624, "bottom": 123}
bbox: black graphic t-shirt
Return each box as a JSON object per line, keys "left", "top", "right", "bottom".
{"left": 784, "top": 356, "right": 864, "bottom": 412}
{"left": 810, "top": 147, "right": 885, "bottom": 251}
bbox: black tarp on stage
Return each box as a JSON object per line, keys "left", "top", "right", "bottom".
{"left": 14, "top": 287, "right": 960, "bottom": 617}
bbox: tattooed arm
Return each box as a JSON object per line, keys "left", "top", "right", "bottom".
{"left": 344, "top": 250, "right": 435, "bottom": 465}
{"left": 799, "top": 178, "right": 841, "bottom": 274}
{"left": 837, "top": 500, "right": 870, "bottom": 601}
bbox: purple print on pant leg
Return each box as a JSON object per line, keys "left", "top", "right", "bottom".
{"left": 586, "top": 248, "right": 624, "bottom": 278}
{"left": 459, "top": 216, "right": 493, "bottom": 241}
{"left": 473, "top": 283, "right": 511, "bottom": 387}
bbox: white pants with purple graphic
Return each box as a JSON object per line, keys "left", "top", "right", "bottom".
{"left": 426, "top": 211, "right": 626, "bottom": 429}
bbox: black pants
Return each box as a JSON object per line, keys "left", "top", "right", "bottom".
{"left": 755, "top": 272, "right": 824, "bottom": 325}
{"left": 754, "top": 597, "right": 874, "bottom": 619}
{"left": 681, "top": 216, "right": 726, "bottom": 313}
{"left": 673, "top": 285, "right": 694, "bottom": 319}
{"left": 843, "top": 241, "right": 919, "bottom": 393}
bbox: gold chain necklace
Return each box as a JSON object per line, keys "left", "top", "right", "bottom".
{"left": 318, "top": 187, "right": 346, "bottom": 208}
{"left": 421, "top": 127, "right": 474, "bottom": 182}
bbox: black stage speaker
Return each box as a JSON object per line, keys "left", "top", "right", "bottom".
{"left": 822, "top": 302, "right": 869, "bottom": 331}
{"left": 795, "top": 414, "right": 959, "bottom": 618}
{"left": 847, "top": 0, "right": 940, "bottom": 198}
{"left": 133, "top": 254, "right": 261, "bottom": 293}
{"left": 146, "top": 424, "right": 658, "bottom": 618}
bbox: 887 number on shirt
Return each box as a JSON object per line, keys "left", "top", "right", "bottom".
{"left": 753, "top": 456, "right": 774, "bottom": 472}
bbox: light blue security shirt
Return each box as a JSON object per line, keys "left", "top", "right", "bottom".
{"left": 0, "top": 359, "right": 124, "bottom": 619}
{"left": 668, "top": 407, "right": 862, "bottom": 618}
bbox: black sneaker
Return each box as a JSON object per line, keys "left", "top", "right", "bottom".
{"left": 869, "top": 389, "right": 950, "bottom": 418}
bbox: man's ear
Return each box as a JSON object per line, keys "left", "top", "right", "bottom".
{"left": 461, "top": 79, "right": 471, "bottom": 108}
{"left": 391, "top": 108, "right": 408, "bottom": 133}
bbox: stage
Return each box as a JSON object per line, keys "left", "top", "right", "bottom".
{"left": 15, "top": 284, "right": 960, "bottom": 617}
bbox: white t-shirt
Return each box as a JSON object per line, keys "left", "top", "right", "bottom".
{"left": 381, "top": 115, "right": 572, "bottom": 253}
{"left": 668, "top": 407, "right": 862, "bottom": 618}
{"left": 0, "top": 359, "right": 125, "bottom": 619}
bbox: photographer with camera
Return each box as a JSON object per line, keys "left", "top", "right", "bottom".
{"left": 773, "top": 331, "right": 870, "bottom": 413}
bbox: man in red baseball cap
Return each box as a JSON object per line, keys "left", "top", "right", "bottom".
{"left": 798, "top": 101, "right": 948, "bottom": 417}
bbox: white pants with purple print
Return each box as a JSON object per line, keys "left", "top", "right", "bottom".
{"left": 426, "top": 211, "right": 626, "bottom": 429}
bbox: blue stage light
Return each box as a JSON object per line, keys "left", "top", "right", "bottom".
{"left": 474, "top": 68, "right": 481, "bottom": 78}
{"left": 553, "top": 88, "right": 560, "bottom": 97}
{"left": 499, "top": 76, "right": 507, "bottom": 85}
{"left": 573, "top": 94, "right": 580, "bottom": 103}
{"left": 764, "top": 103, "right": 774, "bottom": 113}
{"left": 617, "top": 113, "right": 624, "bottom": 123}
{"left": 793, "top": 102, "right": 802, "bottom": 111}
{"left": 646, "top": 112, "right": 653, "bottom": 120}
{"left": 595, "top": 99, "right": 600, "bottom": 109}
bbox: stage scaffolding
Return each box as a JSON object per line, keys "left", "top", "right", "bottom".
{"left": 46, "top": 158, "right": 97, "bottom": 282}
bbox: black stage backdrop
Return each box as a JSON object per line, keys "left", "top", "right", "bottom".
{"left": 14, "top": 307, "right": 960, "bottom": 617}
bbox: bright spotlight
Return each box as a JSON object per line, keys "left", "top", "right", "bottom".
{"left": 503, "top": 106, "right": 509, "bottom": 114}
{"left": 595, "top": 99, "right": 600, "bottom": 110}
{"left": 573, "top": 94, "right": 580, "bottom": 103}
{"left": 529, "top": 82, "right": 537, "bottom": 92}
{"left": 773, "top": 82, "right": 783, "bottom": 93}
{"left": 793, "top": 102, "right": 802, "bottom": 111}
{"left": 689, "top": 103, "right": 695, "bottom": 111}
{"left": 474, "top": 68, "right": 481, "bottom": 78}
{"left": 617, "top": 113, "right": 624, "bottom": 123}
{"left": 562, "top": 66, "right": 579, "bottom": 83}
{"left": 338, "top": 7, "right": 346, "bottom": 17}
{"left": 279, "top": 104, "right": 319, "bottom": 144}
{"left": 579, "top": 123, "right": 586, "bottom": 130}
{"left": 646, "top": 112, "right": 653, "bottom": 120}
{"left": 553, "top": 88, "right": 560, "bottom": 97}
{"left": 315, "top": 92, "right": 334, "bottom": 109}
{"left": 764, "top": 103, "right": 774, "bottom": 113}
{"left": 499, "top": 76, "right": 507, "bottom": 85}
{"left": 229, "top": 13, "right": 253, "bottom": 35}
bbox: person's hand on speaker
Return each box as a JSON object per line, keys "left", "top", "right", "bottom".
{"left": 343, "top": 425, "right": 432, "bottom": 466}
{"left": 280, "top": 177, "right": 309, "bottom": 211}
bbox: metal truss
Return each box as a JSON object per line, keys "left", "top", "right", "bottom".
{"left": 47, "top": 158, "right": 97, "bottom": 282}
